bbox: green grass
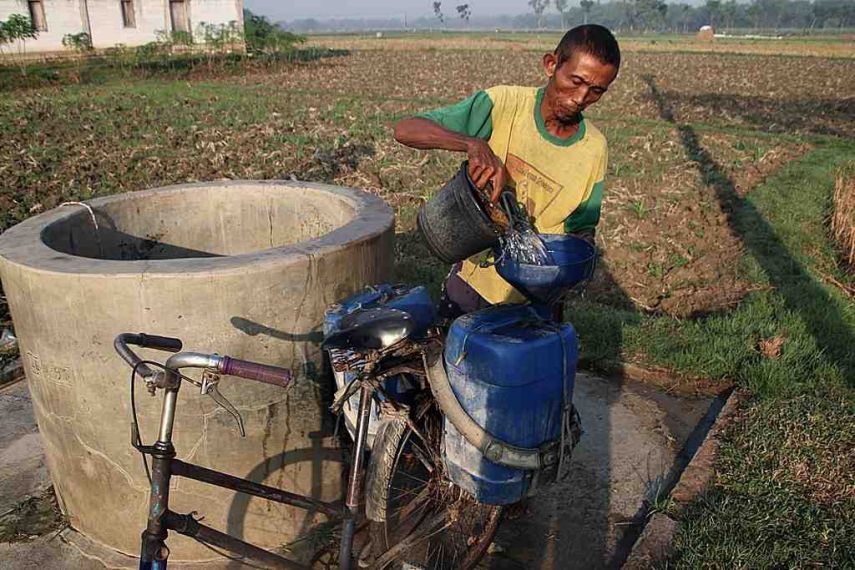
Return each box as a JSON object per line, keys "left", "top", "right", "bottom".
{"left": 660, "top": 143, "right": 854, "bottom": 567}
{"left": 665, "top": 394, "right": 854, "bottom": 569}
{"left": 0, "top": 47, "right": 348, "bottom": 92}
{"left": 558, "top": 134, "right": 855, "bottom": 566}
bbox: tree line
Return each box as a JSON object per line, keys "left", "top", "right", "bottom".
{"left": 285, "top": 0, "right": 853, "bottom": 33}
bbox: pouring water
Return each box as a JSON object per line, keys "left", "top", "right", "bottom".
{"left": 497, "top": 192, "right": 552, "bottom": 266}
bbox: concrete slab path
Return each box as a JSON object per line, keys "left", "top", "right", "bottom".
{"left": 481, "top": 373, "right": 711, "bottom": 569}
{"left": 0, "top": 381, "right": 49, "bottom": 517}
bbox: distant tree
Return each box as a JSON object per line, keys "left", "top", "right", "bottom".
{"left": 61, "top": 32, "right": 91, "bottom": 77}
{"left": 456, "top": 4, "right": 472, "bottom": 23}
{"left": 745, "top": 0, "right": 760, "bottom": 27}
{"left": 752, "top": 0, "right": 788, "bottom": 29}
{"left": 433, "top": 2, "right": 445, "bottom": 24}
{"left": 679, "top": 3, "right": 692, "bottom": 31}
{"left": 0, "top": 14, "right": 39, "bottom": 76}
{"left": 62, "top": 31, "right": 92, "bottom": 53}
{"left": 656, "top": 0, "right": 669, "bottom": 26}
{"left": 278, "top": 0, "right": 848, "bottom": 34}
{"left": 555, "top": 0, "right": 570, "bottom": 28}
{"left": 814, "top": 0, "right": 853, "bottom": 28}
{"left": 580, "top": 0, "right": 595, "bottom": 24}
{"left": 621, "top": 0, "right": 640, "bottom": 31}
{"left": 705, "top": 0, "right": 721, "bottom": 26}
{"left": 528, "top": 0, "right": 549, "bottom": 28}
{"left": 243, "top": 9, "right": 303, "bottom": 53}
{"left": 635, "top": 0, "right": 668, "bottom": 30}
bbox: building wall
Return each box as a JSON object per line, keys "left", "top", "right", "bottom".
{"left": 189, "top": 0, "right": 243, "bottom": 40}
{"left": 0, "top": 0, "right": 244, "bottom": 53}
{"left": 0, "top": 0, "right": 85, "bottom": 52}
{"left": 86, "top": 0, "right": 169, "bottom": 48}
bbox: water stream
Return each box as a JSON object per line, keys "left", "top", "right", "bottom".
{"left": 498, "top": 193, "right": 552, "bottom": 266}
{"left": 501, "top": 227, "right": 551, "bottom": 265}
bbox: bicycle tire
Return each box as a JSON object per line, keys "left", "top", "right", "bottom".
{"left": 365, "top": 410, "right": 503, "bottom": 570}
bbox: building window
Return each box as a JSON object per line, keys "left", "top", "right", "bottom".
{"left": 28, "top": 0, "right": 47, "bottom": 32}
{"left": 169, "top": 0, "right": 190, "bottom": 33}
{"left": 121, "top": 0, "right": 136, "bottom": 28}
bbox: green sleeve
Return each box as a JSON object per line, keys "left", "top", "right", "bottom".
{"left": 564, "top": 180, "right": 604, "bottom": 234}
{"left": 415, "top": 91, "right": 493, "bottom": 140}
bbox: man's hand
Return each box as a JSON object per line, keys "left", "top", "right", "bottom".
{"left": 466, "top": 139, "right": 507, "bottom": 203}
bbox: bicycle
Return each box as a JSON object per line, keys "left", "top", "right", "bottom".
{"left": 115, "top": 318, "right": 508, "bottom": 570}
{"left": 115, "top": 332, "right": 335, "bottom": 570}
{"left": 116, "top": 283, "right": 582, "bottom": 569}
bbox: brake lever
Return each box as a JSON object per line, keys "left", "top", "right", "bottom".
{"left": 201, "top": 370, "right": 246, "bottom": 437}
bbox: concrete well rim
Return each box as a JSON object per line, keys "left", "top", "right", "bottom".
{"left": 0, "top": 180, "right": 394, "bottom": 276}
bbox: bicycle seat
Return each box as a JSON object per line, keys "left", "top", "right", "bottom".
{"left": 322, "top": 307, "right": 417, "bottom": 350}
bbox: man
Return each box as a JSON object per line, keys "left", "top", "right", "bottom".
{"left": 394, "top": 25, "right": 620, "bottom": 318}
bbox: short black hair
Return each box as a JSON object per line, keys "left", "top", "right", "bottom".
{"left": 555, "top": 25, "right": 621, "bottom": 70}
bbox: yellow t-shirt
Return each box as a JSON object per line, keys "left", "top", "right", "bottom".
{"left": 418, "top": 85, "right": 607, "bottom": 304}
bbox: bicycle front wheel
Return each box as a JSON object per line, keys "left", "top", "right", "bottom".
{"left": 365, "top": 409, "right": 502, "bottom": 570}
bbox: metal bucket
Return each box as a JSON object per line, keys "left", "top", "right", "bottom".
{"left": 417, "top": 162, "right": 501, "bottom": 264}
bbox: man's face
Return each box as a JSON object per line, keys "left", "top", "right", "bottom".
{"left": 542, "top": 51, "right": 618, "bottom": 123}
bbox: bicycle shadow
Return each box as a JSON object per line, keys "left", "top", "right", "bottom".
{"left": 224, "top": 432, "right": 346, "bottom": 569}
{"left": 224, "top": 318, "right": 344, "bottom": 568}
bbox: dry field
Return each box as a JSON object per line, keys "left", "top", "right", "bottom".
{"left": 308, "top": 32, "right": 855, "bottom": 58}
{"left": 5, "top": 45, "right": 851, "bottom": 316}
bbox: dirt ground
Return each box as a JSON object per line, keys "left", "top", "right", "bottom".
{"left": 307, "top": 33, "right": 855, "bottom": 59}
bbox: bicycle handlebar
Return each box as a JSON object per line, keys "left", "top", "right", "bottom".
{"left": 114, "top": 333, "right": 293, "bottom": 388}
{"left": 114, "top": 332, "right": 182, "bottom": 378}
{"left": 134, "top": 333, "right": 183, "bottom": 352}
{"left": 220, "top": 356, "right": 293, "bottom": 388}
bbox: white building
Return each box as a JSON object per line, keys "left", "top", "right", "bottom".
{"left": 0, "top": 0, "right": 244, "bottom": 53}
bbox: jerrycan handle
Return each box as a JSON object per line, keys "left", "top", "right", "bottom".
{"left": 455, "top": 307, "right": 547, "bottom": 363}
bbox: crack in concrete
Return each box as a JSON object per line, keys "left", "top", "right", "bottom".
{"left": 267, "top": 201, "right": 274, "bottom": 249}
{"left": 71, "top": 431, "right": 144, "bottom": 491}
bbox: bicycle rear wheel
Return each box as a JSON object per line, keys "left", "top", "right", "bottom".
{"left": 365, "top": 408, "right": 502, "bottom": 570}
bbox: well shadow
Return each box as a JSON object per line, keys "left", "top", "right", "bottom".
{"left": 643, "top": 74, "right": 855, "bottom": 386}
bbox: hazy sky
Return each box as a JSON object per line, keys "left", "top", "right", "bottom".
{"left": 244, "top": 0, "right": 531, "bottom": 21}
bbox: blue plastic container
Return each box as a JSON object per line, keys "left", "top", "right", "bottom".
{"left": 496, "top": 234, "right": 596, "bottom": 305}
{"left": 442, "top": 304, "right": 579, "bottom": 504}
{"left": 324, "top": 284, "right": 436, "bottom": 446}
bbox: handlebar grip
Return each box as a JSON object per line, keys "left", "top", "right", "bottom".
{"left": 136, "top": 333, "right": 183, "bottom": 353}
{"left": 220, "top": 356, "right": 293, "bottom": 388}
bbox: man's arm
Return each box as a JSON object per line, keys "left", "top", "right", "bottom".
{"left": 394, "top": 86, "right": 508, "bottom": 203}
{"left": 394, "top": 118, "right": 506, "bottom": 201}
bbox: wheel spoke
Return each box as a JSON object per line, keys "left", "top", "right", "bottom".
{"left": 393, "top": 469, "right": 429, "bottom": 486}
{"left": 370, "top": 412, "right": 502, "bottom": 570}
{"left": 390, "top": 483, "right": 428, "bottom": 504}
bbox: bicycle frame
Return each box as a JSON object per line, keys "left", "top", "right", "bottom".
{"left": 121, "top": 342, "right": 374, "bottom": 570}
